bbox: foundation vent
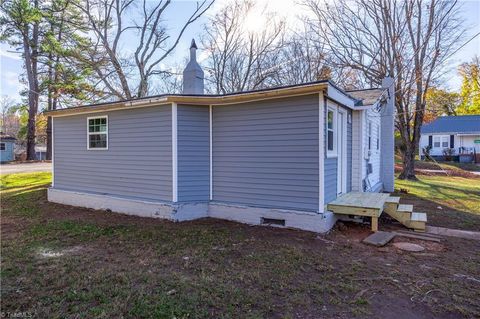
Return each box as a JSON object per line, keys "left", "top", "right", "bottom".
{"left": 261, "top": 218, "right": 286, "bottom": 226}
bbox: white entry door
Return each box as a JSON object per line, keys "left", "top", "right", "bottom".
{"left": 337, "top": 110, "right": 347, "bottom": 195}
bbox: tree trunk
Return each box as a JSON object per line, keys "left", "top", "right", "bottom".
{"left": 26, "top": 106, "right": 37, "bottom": 160}
{"left": 24, "top": 38, "right": 39, "bottom": 161}
{"left": 25, "top": 0, "right": 40, "bottom": 161}
{"left": 399, "top": 145, "right": 417, "bottom": 180}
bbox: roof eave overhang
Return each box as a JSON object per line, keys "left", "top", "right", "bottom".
{"left": 421, "top": 132, "right": 480, "bottom": 135}
{"left": 326, "top": 85, "right": 355, "bottom": 109}
{"left": 46, "top": 82, "right": 359, "bottom": 117}
{"left": 352, "top": 104, "right": 376, "bottom": 110}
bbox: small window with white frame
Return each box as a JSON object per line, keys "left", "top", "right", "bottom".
{"left": 433, "top": 135, "right": 448, "bottom": 149}
{"left": 442, "top": 136, "right": 449, "bottom": 148}
{"left": 87, "top": 116, "right": 108, "bottom": 150}
{"left": 376, "top": 124, "right": 380, "bottom": 150}
{"left": 0, "top": 143, "right": 5, "bottom": 151}
{"left": 327, "top": 107, "right": 336, "bottom": 156}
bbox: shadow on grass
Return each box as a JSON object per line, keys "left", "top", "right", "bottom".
{"left": 0, "top": 173, "right": 51, "bottom": 190}
{"left": 413, "top": 179, "right": 477, "bottom": 214}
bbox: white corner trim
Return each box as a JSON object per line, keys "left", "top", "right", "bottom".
{"left": 318, "top": 92, "right": 325, "bottom": 213}
{"left": 337, "top": 107, "right": 348, "bottom": 195}
{"left": 172, "top": 103, "right": 178, "bottom": 202}
{"left": 209, "top": 105, "right": 213, "bottom": 201}
{"left": 51, "top": 117, "right": 55, "bottom": 187}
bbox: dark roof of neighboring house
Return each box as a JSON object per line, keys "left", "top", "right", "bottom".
{"left": 346, "top": 88, "right": 385, "bottom": 106}
{"left": 421, "top": 115, "right": 480, "bottom": 134}
{"left": 0, "top": 133, "right": 16, "bottom": 142}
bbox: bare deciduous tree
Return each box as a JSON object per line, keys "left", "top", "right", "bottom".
{"left": 305, "top": 0, "right": 464, "bottom": 179}
{"left": 76, "top": 0, "right": 213, "bottom": 100}
{"left": 270, "top": 28, "right": 330, "bottom": 86}
{"left": 0, "top": 96, "right": 20, "bottom": 136}
{"left": 202, "top": 0, "right": 285, "bottom": 94}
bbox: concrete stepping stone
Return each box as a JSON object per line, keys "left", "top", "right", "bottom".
{"left": 363, "top": 231, "right": 396, "bottom": 247}
{"left": 392, "top": 242, "right": 425, "bottom": 252}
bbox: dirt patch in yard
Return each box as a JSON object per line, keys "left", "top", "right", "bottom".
{"left": 2, "top": 185, "right": 480, "bottom": 318}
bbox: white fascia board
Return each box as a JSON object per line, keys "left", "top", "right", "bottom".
{"left": 353, "top": 104, "right": 377, "bottom": 110}
{"left": 327, "top": 85, "right": 355, "bottom": 109}
{"left": 452, "top": 133, "right": 480, "bottom": 136}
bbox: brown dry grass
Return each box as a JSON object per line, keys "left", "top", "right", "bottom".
{"left": 1, "top": 172, "right": 480, "bottom": 318}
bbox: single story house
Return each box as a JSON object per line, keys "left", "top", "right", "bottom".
{"left": 0, "top": 133, "right": 16, "bottom": 162}
{"left": 14, "top": 144, "right": 48, "bottom": 161}
{"left": 46, "top": 40, "right": 396, "bottom": 233}
{"left": 420, "top": 115, "right": 480, "bottom": 163}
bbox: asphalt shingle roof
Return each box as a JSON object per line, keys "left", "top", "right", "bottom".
{"left": 0, "top": 133, "right": 16, "bottom": 142}
{"left": 346, "top": 88, "right": 384, "bottom": 106}
{"left": 421, "top": 115, "right": 480, "bottom": 134}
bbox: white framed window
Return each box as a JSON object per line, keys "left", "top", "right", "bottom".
{"left": 376, "top": 124, "right": 380, "bottom": 150}
{"left": 326, "top": 106, "right": 337, "bottom": 157}
{"left": 433, "top": 135, "right": 449, "bottom": 149}
{"left": 0, "top": 143, "right": 5, "bottom": 151}
{"left": 442, "top": 136, "right": 449, "bottom": 148}
{"left": 87, "top": 116, "right": 108, "bottom": 150}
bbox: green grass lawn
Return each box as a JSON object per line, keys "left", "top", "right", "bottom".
{"left": 396, "top": 175, "right": 480, "bottom": 215}
{"left": 2, "top": 172, "right": 480, "bottom": 318}
{"left": 395, "top": 175, "right": 480, "bottom": 230}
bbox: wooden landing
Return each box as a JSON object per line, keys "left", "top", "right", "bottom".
{"left": 327, "top": 192, "right": 391, "bottom": 232}
{"left": 327, "top": 192, "right": 390, "bottom": 217}
{"left": 328, "top": 192, "right": 427, "bottom": 232}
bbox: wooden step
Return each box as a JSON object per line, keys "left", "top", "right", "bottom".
{"left": 406, "top": 212, "right": 427, "bottom": 232}
{"left": 411, "top": 212, "right": 427, "bottom": 222}
{"left": 397, "top": 204, "right": 413, "bottom": 213}
{"left": 385, "top": 196, "right": 400, "bottom": 204}
{"left": 384, "top": 203, "right": 411, "bottom": 224}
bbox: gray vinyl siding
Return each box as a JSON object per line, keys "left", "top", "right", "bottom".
{"left": 212, "top": 95, "right": 319, "bottom": 211}
{"left": 53, "top": 105, "right": 172, "bottom": 201}
{"left": 177, "top": 104, "right": 210, "bottom": 202}
{"left": 324, "top": 158, "right": 337, "bottom": 204}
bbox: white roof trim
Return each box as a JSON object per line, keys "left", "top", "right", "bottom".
{"left": 327, "top": 85, "right": 355, "bottom": 109}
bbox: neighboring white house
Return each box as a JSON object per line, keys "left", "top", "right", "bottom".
{"left": 420, "top": 115, "right": 480, "bottom": 163}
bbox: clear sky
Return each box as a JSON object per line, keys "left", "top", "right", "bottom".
{"left": 1, "top": 0, "right": 479, "bottom": 105}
